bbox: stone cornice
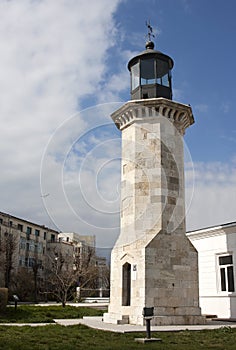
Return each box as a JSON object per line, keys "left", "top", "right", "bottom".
{"left": 187, "top": 224, "right": 236, "bottom": 241}
{"left": 111, "top": 98, "right": 194, "bottom": 135}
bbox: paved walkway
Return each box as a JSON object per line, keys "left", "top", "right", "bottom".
{"left": 9, "top": 302, "right": 109, "bottom": 308}
{"left": 2, "top": 316, "right": 236, "bottom": 333}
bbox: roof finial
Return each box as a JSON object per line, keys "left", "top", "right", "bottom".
{"left": 145, "top": 20, "right": 155, "bottom": 49}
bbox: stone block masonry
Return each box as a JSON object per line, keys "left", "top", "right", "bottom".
{"left": 104, "top": 98, "right": 205, "bottom": 326}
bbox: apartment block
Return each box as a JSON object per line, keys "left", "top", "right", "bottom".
{"left": 0, "top": 212, "right": 100, "bottom": 296}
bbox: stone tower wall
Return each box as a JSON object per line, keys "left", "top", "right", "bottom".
{"left": 104, "top": 99, "right": 205, "bottom": 325}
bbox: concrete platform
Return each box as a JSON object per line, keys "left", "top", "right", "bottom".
{"left": 135, "top": 337, "right": 162, "bottom": 343}
{"left": 54, "top": 316, "right": 236, "bottom": 333}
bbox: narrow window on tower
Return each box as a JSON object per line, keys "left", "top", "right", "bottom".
{"left": 218, "top": 254, "right": 235, "bottom": 292}
{"left": 122, "top": 262, "right": 131, "bottom": 306}
{"left": 123, "top": 164, "right": 127, "bottom": 174}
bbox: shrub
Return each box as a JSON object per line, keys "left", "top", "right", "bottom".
{"left": 0, "top": 288, "right": 8, "bottom": 311}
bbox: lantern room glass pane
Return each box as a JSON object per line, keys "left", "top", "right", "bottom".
{"left": 140, "top": 59, "right": 155, "bottom": 85}
{"left": 156, "top": 59, "right": 169, "bottom": 78}
{"left": 162, "top": 73, "right": 169, "bottom": 87}
{"left": 131, "top": 62, "right": 139, "bottom": 90}
{"left": 156, "top": 59, "right": 170, "bottom": 87}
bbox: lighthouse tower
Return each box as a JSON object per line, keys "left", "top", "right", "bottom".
{"left": 104, "top": 29, "right": 205, "bottom": 326}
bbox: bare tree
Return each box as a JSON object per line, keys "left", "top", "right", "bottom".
{"left": 45, "top": 243, "right": 102, "bottom": 306}
{"left": 46, "top": 253, "right": 75, "bottom": 307}
{"left": 0, "top": 229, "right": 18, "bottom": 289}
{"left": 32, "top": 259, "right": 42, "bottom": 303}
{"left": 74, "top": 245, "right": 110, "bottom": 298}
{"left": 75, "top": 245, "right": 99, "bottom": 290}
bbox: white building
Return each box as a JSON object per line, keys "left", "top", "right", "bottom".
{"left": 187, "top": 222, "right": 236, "bottom": 319}
{"left": 58, "top": 232, "right": 96, "bottom": 269}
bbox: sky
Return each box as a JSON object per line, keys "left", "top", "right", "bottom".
{"left": 0, "top": 0, "right": 236, "bottom": 250}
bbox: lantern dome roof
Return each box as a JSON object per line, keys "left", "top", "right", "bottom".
{"left": 128, "top": 41, "right": 174, "bottom": 71}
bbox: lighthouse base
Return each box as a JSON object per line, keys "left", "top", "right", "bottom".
{"left": 103, "top": 312, "right": 206, "bottom": 326}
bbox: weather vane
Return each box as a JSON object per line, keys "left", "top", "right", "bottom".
{"left": 145, "top": 20, "right": 155, "bottom": 42}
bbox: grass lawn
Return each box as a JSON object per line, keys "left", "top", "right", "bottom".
{"left": 0, "top": 324, "right": 236, "bottom": 350}
{"left": 0, "top": 305, "right": 105, "bottom": 323}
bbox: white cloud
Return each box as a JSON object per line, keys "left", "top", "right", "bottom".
{"left": 40, "top": 104, "right": 236, "bottom": 248}
{"left": 180, "top": 0, "right": 192, "bottom": 13}
{"left": 2, "top": 0, "right": 234, "bottom": 251}
{"left": 172, "top": 88, "right": 184, "bottom": 101}
{"left": 40, "top": 102, "right": 123, "bottom": 248}
{"left": 186, "top": 159, "right": 236, "bottom": 231}
{"left": 0, "top": 0, "right": 123, "bottom": 232}
{"left": 220, "top": 101, "right": 230, "bottom": 114}
{"left": 194, "top": 104, "right": 209, "bottom": 113}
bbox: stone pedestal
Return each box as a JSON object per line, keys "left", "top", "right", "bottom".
{"left": 104, "top": 98, "right": 205, "bottom": 325}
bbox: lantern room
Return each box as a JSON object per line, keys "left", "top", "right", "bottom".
{"left": 127, "top": 40, "right": 174, "bottom": 100}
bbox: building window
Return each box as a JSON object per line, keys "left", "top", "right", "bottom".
{"left": 19, "top": 256, "right": 24, "bottom": 266}
{"left": 17, "top": 224, "right": 23, "bottom": 232}
{"left": 29, "top": 257, "right": 35, "bottom": 267}
{"left": 26, "top": 226, "right": 32, "bottom": 235}
{"left": 44, "top": 232, "right": 47, "bottom": 240}
{"left": 219, "top": 255, "right": 235, "bottom": 292}
{"left": 20, "top": 237, "right": 26, "bottom": 250}
{"left": 0, "top": 218, "right": 2, "bottom": 224}
{"left": 38, "top": 243, "right": 43, "bottom": 253}
{"left": 35, "top": 229, "right": 40, "bottom": 237}
{"left": 29, "top": 240, "right": 35, "bottom": 251}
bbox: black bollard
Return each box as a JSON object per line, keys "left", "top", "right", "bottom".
{"left": 146, "top": 317, "right": 151, "bottom": 339}
{"left": 13, "top": 295, "right": 19, "bottom": 310}
{"left": 135, "top": 307, "right": 162, "bottom": 343}
{"left": 143, "top": 307, "right": 154, "bottom": 339}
